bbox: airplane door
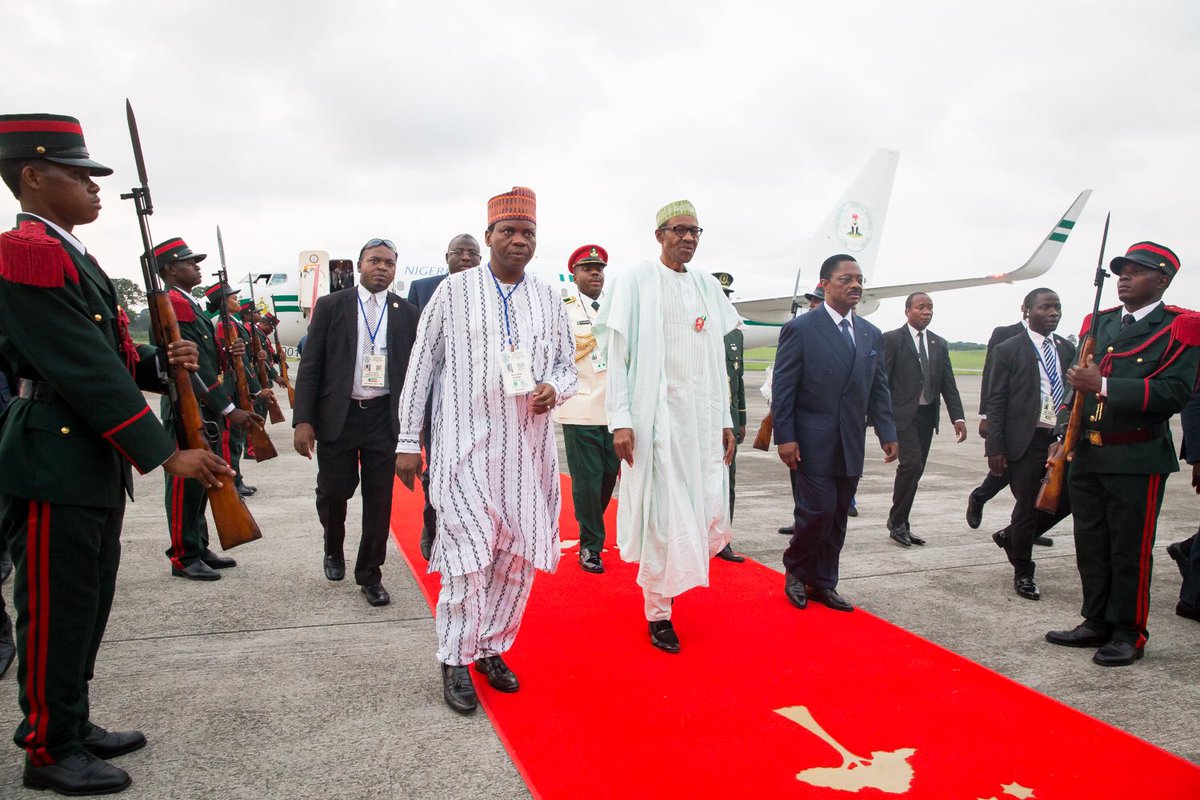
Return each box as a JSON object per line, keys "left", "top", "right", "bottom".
{"left": 299, "top": 250, "right": 328, "bottom": 317}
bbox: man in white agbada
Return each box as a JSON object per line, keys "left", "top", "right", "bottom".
{"left": 395, "top": 186, "right": 577, "bottom": 714}
{"left": 595, "top": 199, "right": 739, "bottom": 653}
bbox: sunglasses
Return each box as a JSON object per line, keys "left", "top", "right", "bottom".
{"left": 359, "top": 237, "right": 398, "bottom": 259}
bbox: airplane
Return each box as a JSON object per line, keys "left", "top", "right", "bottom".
{"left": 228, "top": 150, "right": 1091, "bottom": 354}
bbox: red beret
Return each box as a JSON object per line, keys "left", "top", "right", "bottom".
{"left": 567, "top": 244, "right": 608, "bottom": 273}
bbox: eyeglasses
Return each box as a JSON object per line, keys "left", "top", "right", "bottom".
{"left": 660, "top": 225, "right": 703, "bottom": 239}
{"left": 448, "top": 249, "right": 481, "bottom": 258}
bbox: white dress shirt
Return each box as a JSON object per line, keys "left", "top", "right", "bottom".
{"left": 351, "top": 283, "right": 390, "bottom": 400}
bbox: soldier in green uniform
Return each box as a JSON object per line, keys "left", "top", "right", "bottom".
{"left": 156, "top": 238, "right": 262, "bottom": 580}
{"left": 716, "top": 274, "right": 746, "bottom": 562}
{"left": 1046, "top": 241, "right": 1199, "bottom": 666}
{"left": 209, "top": 283, "right": 264, "bottom": 496}
{"left": 241, "top": 300, "right": 279, "bottom": 420}
{"left": 0, "top": 113, "right": 231, "bottom": 795}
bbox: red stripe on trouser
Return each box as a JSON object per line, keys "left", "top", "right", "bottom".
{"left": 169, "top": 477, "right": 186, "bottom": 569}
{"left": 23, "top": 501, "right": 52, "bottom": 766}
{"left": 1134, "top": 475, "right": 1160, "bottom": 648}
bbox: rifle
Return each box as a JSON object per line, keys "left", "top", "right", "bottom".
{"left": 119, "top": 100, "right": 261, "bottom": 551}
{"left": 752, "top": 412, "right": 774, "bottom": 451}
{"left": 214, "top": 233, "right": 278, "bottom": 462}
{"left": 245, "top": 268, "right": 286, "bottom": 424}
{"left": 273, "top": 323, "right": 296, "bottom": 407}
{"left": 1036, "top": 212, "right": 1110, "bottom": 513}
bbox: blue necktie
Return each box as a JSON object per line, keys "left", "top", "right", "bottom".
{"left": 840, "top": 319, "right": 855, "bottom": 351}
{"left": 1041, "top": 337, "right": 1064, "bottom": 408}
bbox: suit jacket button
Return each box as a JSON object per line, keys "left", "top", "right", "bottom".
{"left": 60, "top": 426, "right": 70, "bottom": 435}
{"left": 1106, "top": 346, "right": 1114, "bottom": 353}
{"left": 1136, "top": 357, "right": 1143, "bottom": 363}
{"left": 94, "top": 314, "right": 103, "bottom": 322}
{"left": 1089, "top": 415, "right": 1096, "bottom": 422}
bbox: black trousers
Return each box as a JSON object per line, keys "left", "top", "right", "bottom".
{"left": 887, "top": 403, "right": 937, "bottom": 531}
{"left": 1002, "top": 429, "right": 1064, "bottom": 579}
{"left": 972, "top": 469, "right": 1010, "bottom": 504}
{"left": 419, "top": 402, "right": 436, "bottom": 538}
{"left": 1180, "top": 528, "right": 1200, "bottom": 608}
{"left": 784, "top": 469, "right": 859, "bottom": 590}
{"left": 562, "top": 424, "right": 619, "bottom": 552}
{"left": 0, "top": 495, "right": 122, "bottom": 764}
{"left": 315, "top": 400, "right": 395, "bottom": 586}
{"left": 162, "top": 410, "right": 224, "bottom": 568}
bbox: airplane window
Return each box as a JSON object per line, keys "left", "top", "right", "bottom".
{"left": 270, "top": 274, "right": 287, "bottom": 285}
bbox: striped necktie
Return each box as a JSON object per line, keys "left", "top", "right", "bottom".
{"left": 363, "top": 295, "right": 378, "bottom": 355}
{"left": 1040, "top": 337, "right": 1064, "bottom": 408}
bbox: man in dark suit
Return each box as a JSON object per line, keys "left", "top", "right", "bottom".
{"left": 1168, "top": 379, "right": 1199, "bottom": 622}
{"left": 984, "top": 288, "right": 1074, "bottom": 600}
{"left": 883, "top": 292, "right": 966, "bottom": 546}
{"left": 772, "top": 254, "right": 898, "bottom": 612}
{"left": 293, "top": 238, "right": 419, "bottom": 607}
{"left": 407, "top": 233, "right": 481, "bottom": 559}
{"left": 966, "top": 316, "right": 1025, "bottom": 527}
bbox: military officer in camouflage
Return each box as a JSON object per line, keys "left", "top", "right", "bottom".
{"left": 1045, "top": 241, "right": 1199, "bottom": 666}
{"left": 156, "top": 238, "right": 263, "bottom": 580}
{"left": 0, "top": 113, "right": 231, "bottom": 795}
{"left": 208, "top": 283, "right": 264, "bottom": 496}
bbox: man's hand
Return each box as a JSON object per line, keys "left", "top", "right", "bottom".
{"left": 257, "top": 350, "right": 269, "bottom": 364}
{"left": 293, "top": 422, "right": 316, "bottom": 459}
{"left": 882, "top": 441, "right": 899, "bottom": 463}
{"left": 275, "top": 376, "right": 288, "bottom": 388}
{"left": 953, "top": 420, "right": 967, "bottom": 443}
{"left": 723, "top": 428, "right": 736, "bottom": 465}
{"left": 228, "top": 408, "right": 265, "bottom": 431}
{"left": 778, "top": 441, "right": 800, "bottom": 470}
{"left": 1066, "top": 353, "right": 1102, "bottom": 394}
{"left": 989, "top": 453, "right": 1008, "bottom": 477}
{"left": 529, "top": 382, "right": 557, "bottom": 415}
{"left": 613, "top": 428, "right": 635, "bottom": 466}
{"left": 166, "top": 340, "right": 201, "bottom": 373}
{"left": 163, "top": 449, "right": 234, "bottom": 489}
{"left": 1044, "top": 440, "right": 1063, "bottom": 469}
{"left": 737, "top": 425, "right": 746, "bottom": 445}
{"left": 395, "top": 452, "right": 423, "bottom": 489}
{"left": 978, "top": 418, "right": 989, "bottom": 439}
{"left": 229, "top": 338, "right": 246, "bottom": 358}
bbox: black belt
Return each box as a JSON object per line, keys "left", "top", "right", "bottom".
{"left": 1084, "top": 423, "right": 1166, "bottom": 447}
{"left": 18, "top": 379, "right": 58, "bottom": 403}
{"left": 350, "top": 394, "right": 389, "bottom": 410}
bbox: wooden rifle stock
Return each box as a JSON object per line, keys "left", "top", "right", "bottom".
{"left": 221, "top": 321, "right": 278, "bottom": 462}
{"left": 274, "top": 326, "right": 296, "bottom": 407}
{"left": 1035, "top": 336, "right": 1094, "bottom": 513}
{"left": 249, "top": 328, "right": 286, "bottom": 424}
{"left": 752, "top": 412, "right": 774, "bottom": 451}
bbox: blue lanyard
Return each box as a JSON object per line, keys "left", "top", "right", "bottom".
{"left": 489, "top": 265, "right": 524, "bottom": 349}
{"left": 357, "top": 292, "right": 385, "bottom": 353}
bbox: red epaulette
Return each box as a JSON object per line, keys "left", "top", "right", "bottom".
{"left": 0, "top": 220, "right": 79, "bottom": 287}
{"left": 1171, "top": 312, "right": 1200, "bottom": 347}
{"left": 169, "top": 290, "right": 197, "bottom": 323}
{"left": 1080, "top": 303, "right": 1123, "bottom": 335}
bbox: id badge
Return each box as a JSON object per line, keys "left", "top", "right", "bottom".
{"left": 500, "top": 348, "right": 535, "bottom": 396}
{"left": 1039, "top": 392, "right": 1057, "bottom": 426}
{"left": 362, "top": 353, "right": 387, "bottom": 388}
{"left": 590, "top": 347, "right": 607, "bottom": 372}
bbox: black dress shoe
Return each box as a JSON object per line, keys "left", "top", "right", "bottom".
{"left": 578, "top": 548, "right": 604, "bottom": 573}
{"left": 714, "top": 544, "right": 746, "bottom": 563}
{"left": 0, "top": 634, "right": 14, "bottom": 680}
{"left": 809, "top": 586, "right": 854, "bottom": 612}
{"left": 778, "top": 524, "right": 795, "bottom": 535}
{"left": 1013, "top": 576, "right": 1040, "bottom": 601}
{"left": 1092, "top": 640, "right": 1144, "bottom": 667}
{"left": 1167, "top": 541, "right": 1188, "bottom": 578}
{"left": 906, "top": 531, "right": 926, "bottom": 546}
{"left": 81, "top": 726, "right": 147, "bottom": 759}
{"left": 236, "top": 482, "right": 256, "bottom": 497}
{"left": 991, "top": 529, "right": 1009, "bottom": 550}
{"left": 323, "top": 555, "right": 345, "bottom": 582}
{"left": 648, "top": 620, "right": 680, "bottom": 653}
{"left": 474, "top": 655, "right": 520, "bottom": 692}
{"left": 966, "top": 492, "right": 984, "bottom": 529}
{"left": 889, "top": 528, "right": 912, "bottom": 547}
{"left": 784, "top": 574, "right": 808, "bottom": 609}
{"left": 200, "top": 549, "right": 237, "bottom": 569}
{"left": 1033, "top": 535, "right": 1054, "bottom": 547}
{"left": 171, "top": 560, "right": 221, "bottom": 581}
{"left": 419, "top": 526, "right": 435, "bottom": 561}
{"left": 1045, "top": 624, "right": 1110, "bottom": 648}
{"left": 23, "top": 751, "right": 131, "bottom": 795}
{"left": 1176, "top": 600, "right": 1200, "bottom": 623}
{"left": 441, "top": 663, "right": 478, "bottom": 714}
{"left": 0, "top": 552, "right": 11, "bottom": 584}
{"left": 846, "top": 503, "right": 858, "bottom": 518}
{"left": 361, "top": 583, "right": 390, "bottom": 606}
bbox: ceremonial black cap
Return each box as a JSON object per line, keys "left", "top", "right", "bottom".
{"left": 0, "top": 114, "right": 113, "bottom": 176}
{"left": 204, "top": 282, "right": 240, "bottom": 313}
{"left": 153, "top": 237, "right": 207, "bottom": 265}
{"left": 1110, "top": 241, "right": 1180, "bottom": 280}
{"left": 804, "top": 285, "right": 825, "bottom": 302}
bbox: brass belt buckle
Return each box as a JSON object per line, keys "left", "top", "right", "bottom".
{"left": 1087, "top": 430, "right": 1103, "bottom": 447}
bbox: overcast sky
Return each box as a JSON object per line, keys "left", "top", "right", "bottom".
{"left": 7, "top": 1, "right": 1197, "bottom": 341}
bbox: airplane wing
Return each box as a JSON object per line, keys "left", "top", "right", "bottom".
{"left": 734, "top": 190, "right": 1091, "bottom": 321}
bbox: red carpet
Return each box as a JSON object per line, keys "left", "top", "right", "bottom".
{"left": 391, "top": 476, "right": 1200, "bottom": 799}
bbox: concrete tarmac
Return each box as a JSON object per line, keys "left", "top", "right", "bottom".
{"left": 0, "top": 373, "right": 1196, "bottom": 797}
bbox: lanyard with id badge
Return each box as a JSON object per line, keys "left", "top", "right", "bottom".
{"left": 492, "top": 269, "right": 536, "bottom": 396}
{"left": 358, "top": 293, "right": 387, "bottom": 388}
